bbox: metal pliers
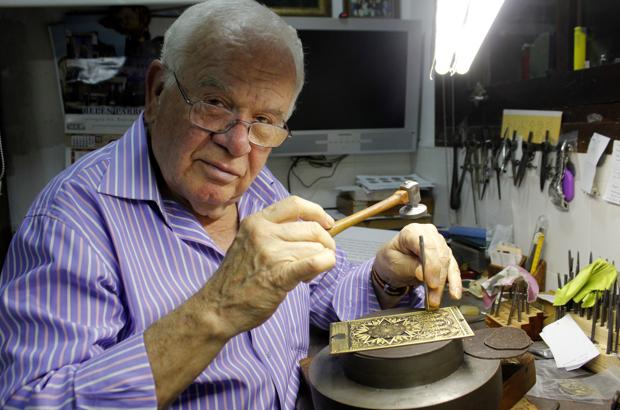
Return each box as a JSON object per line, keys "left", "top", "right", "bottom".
{"left": 539, "top": 130, "right": 552, "bottom": 191}
{"left": 514, "top": 132, "right": 535, "bottom": 187}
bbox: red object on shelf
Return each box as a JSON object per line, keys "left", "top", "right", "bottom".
{"left": 521, "top": 44, "right": 531, "bottom": 80}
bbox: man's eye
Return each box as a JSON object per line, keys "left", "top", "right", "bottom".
{"left": 255, "top": 116, "right": 274, "bottom": 125}
{"left": 206, "top": 99, "right": 227, "bottom": 108}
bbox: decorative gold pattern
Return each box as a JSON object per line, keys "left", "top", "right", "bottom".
{"left": 330, "top": 307, "right": 474, "bottom": 354}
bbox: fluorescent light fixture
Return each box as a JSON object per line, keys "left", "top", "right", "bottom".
{"left": 433, "top": 0, "right": 505, "bottom": 75}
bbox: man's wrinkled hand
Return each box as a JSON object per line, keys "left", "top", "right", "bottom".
{"left": 201, "top": 196, "right": 336, "bottom": 339}
{"left": 373, "top": 223, "right": 461, "bottom": 308}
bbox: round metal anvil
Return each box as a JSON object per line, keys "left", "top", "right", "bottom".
{"left": 308, "top": 338, "right": 502, "bottom": 409}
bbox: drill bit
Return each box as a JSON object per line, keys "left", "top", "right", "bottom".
{"left": 495, "top": 287, "right": 504, "bottom": 316}
{"left": 591, "top": 292, "right": 599, "bottom": 343}
{"left": 517, "top": 290, "right": 522, "bottom": 322}
{"left": 614, "top": 298, "right": 620, "bottom": 354}
{"left": 601, "top": 290, "right": 609, "bottom": 327}
{"left": 576, "top": 252, "right": 580, "bottom": 275}
{"left": 508, "top": 287, "right": 517, "bottom": 325}
{"left": 606, "top": 297, "right": 613, "bottom": 354}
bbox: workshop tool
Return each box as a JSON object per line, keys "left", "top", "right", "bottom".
{"left": 614, "top": 295, "right": 620, "bottom": 354}
{"left": 480, "top": 139, "right": 492, "bottom": 200}
{"left": 449, "top": 132, "right": 461, "bottom": 210}
{"left": 576, "top": 252, "right": 580, "bottom": 275}
{"left": 507, "top": 285, "right": 517, "bottom": 325}
{"left": 514, "top": 132, "right": 536, "bottom": 187}
{"left": 487, "top": 279, "right": 545, "bottom": 340}
{"left": 606, "top": 295, "right": 613, "bottom": 354}
{"left": 492, "top": 136, "right": 504, "bottom": 200}
{"left": 327, "top": 180, "right": 426, "bottom": 236}
{"left": 463, "top": 327, "right": 532, "bottom": 359}
{"left": 495, "top": 286, "right": 505, "bottom": 316}
{"left": 468, "top": 139, "right": 480, "bottom": 225}
{"left": 309, "top": 307, "right": 502, "bottom": 410}
{"left": 539, "top": 130, "right": 552, "bottom": 191}
{"left": 601, "top": 290, "right": 608, "bottom": 327}
{"left": 509, "top": 130, "right": 519, "bottom": 180}
{"left": 549, "top": 140, "right": 571, "bottom": 211}
{"left": 591, "top": 291, "right": 599, "bottom": 342}
{"left": 419, "top": 235, "right": 430, "bottom": 311}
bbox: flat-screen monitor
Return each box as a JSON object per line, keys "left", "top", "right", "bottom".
{"left": 273, "top": 17, "right": 423, "bottom": 156}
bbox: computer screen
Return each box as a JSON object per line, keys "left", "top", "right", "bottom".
{"left": 273, "top": 18, "right": 422, "bottom": 156}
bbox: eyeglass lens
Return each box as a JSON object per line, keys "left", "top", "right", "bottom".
{"left": 190, "top": 102, "right": 289, "bottom": 148}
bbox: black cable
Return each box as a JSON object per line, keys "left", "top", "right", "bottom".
{"left": 287, "top": 155, "right": 348, "bottom": 192}
{"left": 286, "top": 156, "right": 301, "bottom": 192}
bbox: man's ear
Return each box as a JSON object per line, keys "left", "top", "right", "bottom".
{"left": 144, "top": 59, "right": 166, "bottom": 124}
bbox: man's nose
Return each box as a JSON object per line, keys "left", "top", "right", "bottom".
{"left": 214, "top": 120, "right": 252, "bottom": 156}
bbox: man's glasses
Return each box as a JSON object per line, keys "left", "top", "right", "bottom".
{"left": 172, "top": 72, "right": 292, "bottom": 148}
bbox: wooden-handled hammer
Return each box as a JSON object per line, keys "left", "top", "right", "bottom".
{"left": 327, "top": 180, "right": 427, "bottom": 237}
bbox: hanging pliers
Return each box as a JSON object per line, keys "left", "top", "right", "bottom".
{"left": 539, "top": 130, "right": 552, "bottom": 192}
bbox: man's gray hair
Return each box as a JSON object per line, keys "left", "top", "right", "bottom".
{"left": 160, "top": 0, "right": 305, "bottom": 115}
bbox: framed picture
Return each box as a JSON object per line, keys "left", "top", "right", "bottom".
{"left": 260, "top": 0, "right": 332, "bottom": 16}
{"left": 343, "top": 0, "right": 400, "bottom": 18}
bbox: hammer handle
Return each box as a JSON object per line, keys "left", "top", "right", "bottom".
{"left": 327, "top": 190, "right": 409, "bottom": 237}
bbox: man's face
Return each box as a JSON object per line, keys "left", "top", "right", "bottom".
{"left": 145, "top": 42, "right": 297, "bottom": 220}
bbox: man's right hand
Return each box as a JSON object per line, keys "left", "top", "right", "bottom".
{"left": 199, "top": 195, "right": 337, "bottom": 340}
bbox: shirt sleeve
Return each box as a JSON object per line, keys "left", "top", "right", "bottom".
{"left": 0, "top": 215, "right": 157, "bottom": 409}
{"left": 308, "top": 251, "right": 424, "bottom": 330}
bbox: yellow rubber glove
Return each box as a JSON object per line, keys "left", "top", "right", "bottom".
{"left": 553, "top": 259, "right": 617, "bottom": 307}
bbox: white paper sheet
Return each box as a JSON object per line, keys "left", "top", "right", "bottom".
{"left": 603, "top": 140, "right": 620, "bottom": 205}
{"left": 540, "top": 315, "right": 599, "bottom": 370}
{"left": 581, "top": 132, "right": 610, "bottom": 194}
{"left": 334, "top": 226, "right": 398, "bottom": 264}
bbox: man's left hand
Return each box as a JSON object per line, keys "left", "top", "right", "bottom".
{"left": 373, "top": 223, "right": 462, "bottom": 308}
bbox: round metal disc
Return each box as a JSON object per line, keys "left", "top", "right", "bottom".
{"left": 484, "top": 327, "right": 532, "bottom": 350}
{"left": 463, "top": 328, "right": 532, "bottom": 359}
{"left": 309, "top": 345, "right": 502, "bottom": 410}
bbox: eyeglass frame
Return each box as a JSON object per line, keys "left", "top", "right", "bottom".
{"left": 171, "top": 71, "right": 292, "bottom": 148}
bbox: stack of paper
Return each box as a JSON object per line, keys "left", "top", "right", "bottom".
{"left": 540, "top": 315, "right": 599, "bottom": 371}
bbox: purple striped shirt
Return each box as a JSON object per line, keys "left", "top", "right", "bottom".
{"left": 0, "top": 115, "right": 421, "bottom": 409}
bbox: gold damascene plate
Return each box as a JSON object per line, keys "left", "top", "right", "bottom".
{"left": 329, "top": 306, "right": 474, "bottom": 354}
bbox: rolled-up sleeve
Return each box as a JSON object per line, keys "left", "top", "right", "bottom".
{"left": 0, "top": 215, "right": 156, "bottom": 409}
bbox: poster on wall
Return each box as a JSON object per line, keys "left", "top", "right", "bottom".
{"left": 49, "top": 7, "right": 175, "bottom": 164}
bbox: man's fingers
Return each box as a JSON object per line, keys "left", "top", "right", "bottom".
{"left": 278, "top": 241, "right": 333, "bottom": 260}
{"left": 447, "top": 255, "right": 462, "bottom": 300}
{"left": 275, "top": 248, "right": 336, "bottom": 290}
{"left": 275, "top": 221, "right": 336, "bottom": 251}
{"left": 396, "top": 224, "right": 446, "bottom": 288}
{"left": 428, "top": 282, "right": 445, "bottom": 308}
{"left": 261, "top": 196, "right": 334, "bottom": 229}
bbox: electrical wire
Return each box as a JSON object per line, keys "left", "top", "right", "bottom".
{"left": 287, "top": 155, "right": 348, "bottom": 192}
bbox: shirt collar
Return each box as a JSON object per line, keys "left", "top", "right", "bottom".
{"left": 98, "top": 113, "right": 166, "bottom": 207}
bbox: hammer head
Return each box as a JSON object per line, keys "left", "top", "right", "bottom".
{"left": 399, "top": 180, "right": 427, "bottom": 218}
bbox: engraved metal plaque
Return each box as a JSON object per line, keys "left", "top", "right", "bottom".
{"left": 330, "top": 306, "right": 474, "bottom": 354}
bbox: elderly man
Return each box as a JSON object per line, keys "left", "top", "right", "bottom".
{"left": 0, "top": 0, "right": 461, "bottom": 408}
